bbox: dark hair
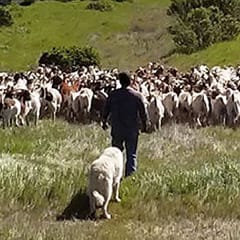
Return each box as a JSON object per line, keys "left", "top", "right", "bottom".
{"left": 119, "top": 72, "right": 131, "bottom": 87}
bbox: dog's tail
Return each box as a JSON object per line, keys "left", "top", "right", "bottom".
{"left": 92, "top": 190, "right": 105, "bottom": 207}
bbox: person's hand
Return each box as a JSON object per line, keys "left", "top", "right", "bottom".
{"left": 102, "top": 121, "right": 108, "bottom": 131}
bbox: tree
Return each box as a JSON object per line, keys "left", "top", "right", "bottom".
{"left": 168, "top": 0, "right": 240, "bottom": 54}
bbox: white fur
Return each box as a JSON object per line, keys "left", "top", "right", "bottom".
{"left": 87, "top": 147, "right": 123, "bottom": 219}
{"left": 21, "top": 91, "right": 41, "bottom": 126}
{"left": 41, "top": 87, "right": 62, "bottom": 121}
{"left": 148, "top": 95, "right": 165, "bottom": 130}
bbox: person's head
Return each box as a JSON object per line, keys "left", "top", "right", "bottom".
{"left": 118, "top": 72, "right": 131, "bottom": 88}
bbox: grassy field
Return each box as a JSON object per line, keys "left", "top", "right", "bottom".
{"left": 0, "top": 0, "right": 240, "bottom": 71}
{"left": 0, "top": 0, "right": 173, "bottom": 71}
{"left": 0, "top": 0, "right": 239, "bottom": 71}
{"left": 165, "top": 35, "right": 240, "bottom": 71}
{"left": 1, "top": 120, "right": 240, "bottom": 239}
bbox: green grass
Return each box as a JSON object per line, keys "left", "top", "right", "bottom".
{"left": 0, "top": 0, "right": 239, "bottom": 71}
{"left": 165, "top": 35, "right": 240, "bottom": 70}
{"left": 1, "top": 120, "right": 240, "bottom": 239}
{"left": 0, "top": 0, "right": 173, "bottom": 71}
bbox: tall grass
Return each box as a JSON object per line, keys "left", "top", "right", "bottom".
{"left": 1, "top": 120, "right": 240, "bottom": 239}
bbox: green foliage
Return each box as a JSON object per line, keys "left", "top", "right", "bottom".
{"left": 86, "top": 0, "right": 114, "bottom": 12}
{"left": 168, "top": 0, "right": 240, "bottom": 54}
{"left": 187, "top": 7, "right": 218, "bottom": 49}
{"left": 0, "top": 0, "right": 173, "bottom": 71}
{"left": 39, "top": 46, "right": 101, "bottom": 70}
{"left": 19, "top": 0, "right": 36, "bottom": 6}
{"left": 0, "top": 7, "right": 13, "bottom": 26}
{"left": 168, "top": 0, "right": 240, "bottom": 20}
{"left": 168, "top": 19, "right": 198, "bottom": 54}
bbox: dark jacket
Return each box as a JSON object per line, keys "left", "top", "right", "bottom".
{"left": 103, "top": 87, "right": 147, "bottom": 137}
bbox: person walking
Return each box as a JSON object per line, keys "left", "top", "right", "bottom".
{"left": 102, "top": 72, "right": 148, "bottom": 177}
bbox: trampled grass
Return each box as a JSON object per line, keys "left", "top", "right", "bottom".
{"left": 1, "top": 120, "right": 240, "bottom": 239}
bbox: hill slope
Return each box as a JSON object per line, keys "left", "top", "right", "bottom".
{"left": 165, "top": 35, "right": 240, "bottom": 70}
{"left": 0, "top": 0, "right": 239, "bottom": 71}
{"left": 0, "top": 0, "right": 172, "bottom": 71}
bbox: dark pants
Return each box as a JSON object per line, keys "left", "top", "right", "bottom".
{"left": 112, "top": 133, "right": 138, "bottom": 177}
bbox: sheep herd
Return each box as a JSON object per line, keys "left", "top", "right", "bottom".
{"left": 0, "top": 62, "right": 240, "bottom": 129}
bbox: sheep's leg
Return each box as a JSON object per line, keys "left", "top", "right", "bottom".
{"left": 15, "top": 116, "right": 20, "bottom": 127}
{"left": 19, "top": 115, "right": 25, "bottom": 126}
{"left": 52, "top": 111, "right": 56, "bottom": 121}
{"left": 2, "top": 118, "right": 6, "bottom": 129}
{"left": 34, "top": 111, "right": 40, "bottom": 126}
{"left": 26, "top": 114, "right": 30, "bottom": 126}
{"left": 157, "top": 117, "right": 162, "bottom": 130}
{"left": 196, "top": 115, "right": 202, "bottom": 127}
{"left": 49, "top": 103, "right": 56, "bottom": 121}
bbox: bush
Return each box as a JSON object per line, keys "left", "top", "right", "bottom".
{"left": 168, "top": 0, "right": 240, "bottom": 20}
{"left": 113, "top": 0, "right": 133, "bottom": 2}
{"left": 19, "top": 0, "right": 36, "bottom": 6}
{"left": 0, "top": 8, "right": 13, "bottom": 26}
{"left": 55, "top": 0, "right": 73, "bottom": 3}
{"left": 168, "top": 19, "right": 198, "bottom": 54}
{"left": 86, "top": 0, "right": 113, "bottom": 12}
{"left": 168, "top": 0, "right": 240, "bottom": 54}
{"left": 39, "top": 46, "right": 101, "bottom": 70}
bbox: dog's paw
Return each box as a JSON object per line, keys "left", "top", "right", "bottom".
{"left": 115, "top": 197, "right": 121, "bottom": 203}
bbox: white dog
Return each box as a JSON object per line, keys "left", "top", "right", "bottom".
{"left": 87, "top": 147, "right": 123, "bottom": 219}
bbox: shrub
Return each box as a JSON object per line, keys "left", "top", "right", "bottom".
{"left": 86, "top": 0, "right": 113, "bottom": 12}
{"left": 0, "top": 8, "right": 13, "bottom": 26}
{"left": 19, "top": 0, "right": 36, "bottom": 6}
{"left": 168, "top": 0, "right": 240, "bottom": 20}
{"left": 55, "top": 0, "right": 73, "bottom": 3}
{"left": 113, "top": 0, "right": 133, "bottom": 2}
{"left": 168, "top": 19, "right": 198, "bottom": 54}
{"left": 168, "top": 0, "right": 240, "bottom": 54}
{"left": 39, "top": 46, "right": 101, "bottom": 70}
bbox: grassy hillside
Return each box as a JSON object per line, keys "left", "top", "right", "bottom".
{"left": 0, "top": 0, "right": 172, "bottom": 71}
{"left": 165, "top": 35, "right": 240, "bottom": 71}
{"left": 0, "top": 0, "right": 239, "bottom": 72}
{"left": 1, "top": 120, "right": 240, "bottom": 239}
